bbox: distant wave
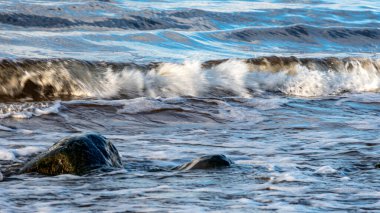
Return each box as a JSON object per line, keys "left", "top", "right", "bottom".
{"left": 1, "top": 6, "right": 379, "bottom": 30}
{"left": 0, "top": 13, "right": 191, "bottom": 30}
{"left": 213, "top": 25, "right": 380, "bottom": 46}
{"left": 0, "top": 56, "right": 379, "bottom": 101}
{"left": 0, "top": 9, "right": 223, "bottom": 30}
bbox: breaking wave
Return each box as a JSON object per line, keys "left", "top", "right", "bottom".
{"left": 0, "top": 56, "right": 379, "bottom": 101}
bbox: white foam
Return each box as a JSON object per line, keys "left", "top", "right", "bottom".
{"left": 280, "top": 62, "right": 380, "bottom": 97}
{"left": 241, "top": 97, "right": 289, "bottom": 110}
{"left": 145, "top": 61, "right": 205, "bottom": 97}
{"left": 270, "top": 173, "right": 296, "bottom": 183}
{"left": 315, "top": 166, "right": 337, "bottom": 174}
{"left": 12, "top": 146, "right": 45, "bottom": 157}
{"left": 117, "top": 97, "right": 182, "bottom": 114}
{"left": 283, "top": 67, "right": 328, "bottom": 96}
{"left": 94, "top": 59, "right": 380, "bottom": 99}
{"left": 245, "top": 62, "right": 380, "bottom": 97}
{"left": 34, "top": 102, "right": 61, "bottom": 116}
{"left": 100, "top": 67, "right": 145, "bottom": 98}
{"left": 100, "top": 61, "right": 206, "bottom": 99}
{"left": 340, "top": 176, "right": 351, "bottom": 181}
{"left": 0, "top": 101, "right": 61, "bottom": 119}
{"left": 94, "top": 60, "right": 256, "bottom": 99}
{"left": 0, "top": 146, "right": 44, "bottom": 161}
{"left": 207, "top": 60, "right": 251, "bottom": 97}
{"left": 0, "top": 148, "right": 16, "bottom": 161}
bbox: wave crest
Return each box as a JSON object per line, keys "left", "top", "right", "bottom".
{"left": 0, "top": 56, "right": 379, "bottom": 101}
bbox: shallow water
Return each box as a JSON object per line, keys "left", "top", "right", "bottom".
{"left": 0, "top": 0, "right": 379, "bottom": 212}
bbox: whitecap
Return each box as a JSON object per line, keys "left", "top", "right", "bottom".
{"left": 315, "top": 166, "right": 337, "bottom": 174}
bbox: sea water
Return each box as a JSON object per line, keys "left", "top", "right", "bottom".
{"left": 0, "top": 0, "right": 379, "bottom": 212}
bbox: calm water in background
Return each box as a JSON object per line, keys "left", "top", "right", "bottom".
{"left": 0, "top": 0, "right": 379, "bottom": 212}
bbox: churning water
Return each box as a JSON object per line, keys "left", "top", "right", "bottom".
{"left": 0, "top": 0, "right": 379, "bottom": 212}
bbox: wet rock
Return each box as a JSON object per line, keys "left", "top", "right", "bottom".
{"left": 0, "top": 170, "right": 3, "bottom": 181}
{"left": 174, "top": 154, "right": 233, "bottom": 171}
{"left": 376, "top": 163, "right": 380, "bottom": 169}
{"left": 20, "top": 133, "right": 122, "bottom": 175}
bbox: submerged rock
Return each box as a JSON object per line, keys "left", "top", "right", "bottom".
{"left": 20, "top": 133, "right": 122, "bottom": 175}
{"left": 174, "top": 154, "right": 233, "bottom": 171}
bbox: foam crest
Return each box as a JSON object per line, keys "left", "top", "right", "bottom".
{"left": 100, "top": 67, "right": 145, "bottom": 98}
{"left": 98, "top": 60, "right": 250, "bottom": 99}
{"left": 207, "top": 60, "right": 251, "bottom": 97}
{"left": 281, "top": 62, "right": 380, "bottom": 96}
{"left": 144, "top": 61, "right": 205, "bottom": 97}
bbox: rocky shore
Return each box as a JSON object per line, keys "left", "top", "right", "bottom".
{"left": 1, "top": 133, "right": 234, "bottom": 179}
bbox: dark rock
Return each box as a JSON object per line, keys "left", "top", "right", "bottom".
{"left": 376, "top": 163, "right": 380, "bottom": 169}
{"left": 174, "top": 154, "right": 233, "bottom": 171}
{"left": 20, "top": 133, "right": 122, "bottom": 175}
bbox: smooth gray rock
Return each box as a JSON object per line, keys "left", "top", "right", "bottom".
{"left": 20, "top": 133, "right": 122, "bottom": 175}
{"left": 174, "top": 154, "right": 233, "bottom": 171}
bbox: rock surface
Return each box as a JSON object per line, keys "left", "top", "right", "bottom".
{"left": 174, "top": 154, "right": 233, "bottom": 171}
{"left": 20, "top": 133, "right": 122, "bottom": 175}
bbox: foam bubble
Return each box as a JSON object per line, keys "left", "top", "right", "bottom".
{"left": 315, "top": 166, "right": 337, "bottom": 174}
